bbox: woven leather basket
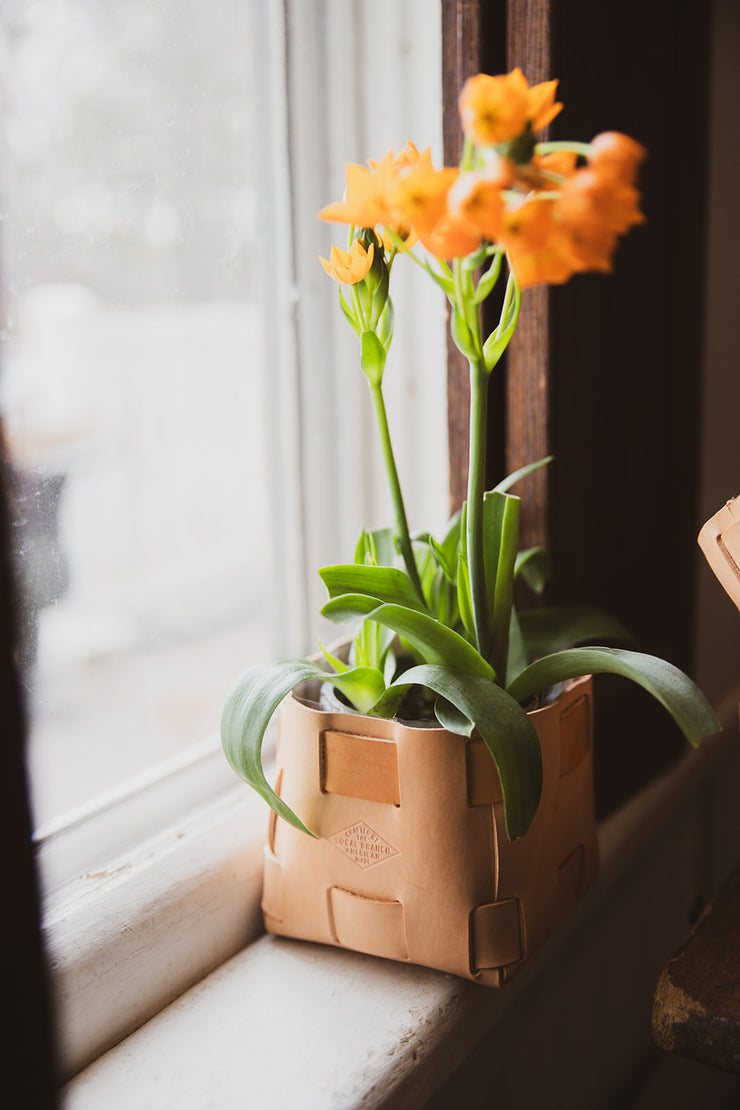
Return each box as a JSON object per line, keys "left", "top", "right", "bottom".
{"left": 262, "top": 674, "right": 598, "bottom": 986}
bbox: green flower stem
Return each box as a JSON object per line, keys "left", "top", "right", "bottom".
{"left": 534, "top": 140, "right": 592, "bottom": 158}
{"left": 351, "top": 282, "right": 368, "bottom": 331}
{"left": 369, "top": 381, "right": 426, "bottom": 606}
{"left": 467, "top": 356, "right": 491, "bottom": 662}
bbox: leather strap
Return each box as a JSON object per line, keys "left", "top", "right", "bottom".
{"left": 554, "top": 844, "right": 584, "bottom": 920}
{"left": 321, "top": 730, "right": 401, "bottom": 805}
{"left": 466, "top": 738, "right": 504, "bottom": 805}
{"left": 470, "top": 898, "right": 522, "bottom": 970}
{"left": 329, "top": 887, "right": 409, "bottom": 960}
{"left": 559, "top": 694, "right": 591, "bottom": 777}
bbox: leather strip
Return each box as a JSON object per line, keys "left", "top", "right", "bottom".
{"left": 555, "top": 844, "right": 584, "bottom": 921}
{"left": 261, "top": 846, "right": 284, "bottom": 923}
{"left": 470, "top": 898, "right": 522, "bottom": 971}
{"left": 329, "top": 887, "right": 409, "bottom": 960}
{"left": 466, "top": 738, "right": 504, "bottom": 805}
{"left": 559, "top": 694, "right": 591, "bottom": 777}
{"left": 321, "top": 730, "right": 401, "bottom": 805}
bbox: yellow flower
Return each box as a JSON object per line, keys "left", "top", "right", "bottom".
{"left": 319, "top": 239, "right": 375, "bottom": 284}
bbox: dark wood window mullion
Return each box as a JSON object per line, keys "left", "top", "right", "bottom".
{"left": 442, "top": 0, "right": 507, "bottom": 516}
{"left": 505, "top": 0, "right": 552, "bottom": 552}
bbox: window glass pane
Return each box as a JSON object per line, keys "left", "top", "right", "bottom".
{"left": 0, "top": 0, "right": 447, "bottom": 835}
{"left": 0, "top": 0, "right": 274, "bottom": 823}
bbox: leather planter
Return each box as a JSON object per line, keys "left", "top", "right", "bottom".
{"left": 262, "top": 674, "right": 598, "bottom": 986}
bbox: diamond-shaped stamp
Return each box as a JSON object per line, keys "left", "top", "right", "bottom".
{"left": 329, "top": 822, "right": 399, "bottom": 870}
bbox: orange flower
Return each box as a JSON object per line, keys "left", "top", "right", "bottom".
{"left": 319, "top": 161, "right": 390, "bottom": 228}
{"left": 459, "top": 69, "right": 563, "bottom": 147}
{"left": 557, "top": 167, "right": 645, "bottom": 271}
{"left": 447, "top": 158, "right": 513, "bottom": 242}
{"left": 526, "top": 78, "right": 563, "bottom": 131}
{"left": 319, "top": 239, "right": 375, "bottom": 284}
{"left": 498, "top": 196, "right": 580, "bottom": 288}
{"left": 319, "top": 143, "right": 432, "bottom": 232}
{"left": 417, "top": 213, "right": 481, "bottom": 260}
{"left": 388, "top": 165, "right": 458, "bottom": 235}
{"left": 589, "top": 131, "right": 647, "bottom": 184}
{"left": 459, "top": 69, "right": 530, "bottom": 146}
{"left": 513, "top": 148, "right": 577, "bottom": 191}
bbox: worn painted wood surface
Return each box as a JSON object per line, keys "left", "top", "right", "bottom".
{"left": 653, "top": 864, "right": 740, "bottom": 1073}
{"left": 65, "top": 734, "right": 740, "bottom": 1110}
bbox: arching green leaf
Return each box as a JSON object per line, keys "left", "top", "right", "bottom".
{"left": 389, "top": 664, "right": 542, "bottom": 840}
{"left": 319, "top": 563, "right": 427, "bottom": 612}
{"left": 518, "top": 606, "right": 635, "bottom": 660}
{"left": 507, "top": 647, "right": 719, "bottom": 746}
{"left": 514, "top": 546, "right": 552, "bottom": 594}
{"left": 493, "top": 455, "right": 553, "bottom": 494}
{"left": 222, "top": 659, "right": 387, "bottom": 836}
{"left": 325, "top": 600, "right": 496, "bottom": 680}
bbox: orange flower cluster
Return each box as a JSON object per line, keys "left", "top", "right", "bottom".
{"left": 319, "top": 71, "right": 646, "bottom": 289}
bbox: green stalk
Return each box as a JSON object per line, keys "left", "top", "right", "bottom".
{"left": 534, "top": 140, "right": 592, "bottom": 158}
{"left": 467, "top": 357, "right": 491, "bottom": 662}
{"left": 369, "top": 382, "right": 426, "bottom": 606}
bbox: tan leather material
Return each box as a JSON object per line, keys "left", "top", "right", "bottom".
{"left": 559, "top": 693, "right": 591, "bottom": 776}
{"left": 470, "top": 898, "right": 522, "bottom": 971}
{"left": 263, "top": 673, "right": 598, "bottom": 985}
{"left": 466, "top": 738, "right": 504, "bottom": 805}
{"left": 698, "top": 498, "right": 740, "bottom": 612}
{"left": 555, "top": 844, "right": 585, "bottom": 921}
{"left": 261, "top": 846, "right": 284, "bottom": 923}
{"left": 329, "top": 887, "right": 409, "bottom": 961}
{"left": 321, "top": 730, "right": 401, "bottom": 805}
{"left": 266, "top": 768, "right": 283, "bottom": 854}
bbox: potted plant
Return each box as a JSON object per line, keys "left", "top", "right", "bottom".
{"left": 221, "top": 69, "right": 718, "bottom": 985}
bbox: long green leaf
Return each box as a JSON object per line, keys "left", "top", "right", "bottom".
{"left": 456, "top": 554, "right": 476, "bottom": 643}
{"left": 440, "top": 510, "right": 462, "bottom": 568}
{"left": 354, "top": 527, "right": 397, "bottom": 567}
{"left": 493, "top": 455, "right": 553, "bottom": 494}
{"left": 483, "top": 490, "right": 520, "bottom": 681}
{"left": 514, "top": 546, "right": 552, "bottom": 594}
{"left": 388, "top": 664, "right": 542, "bottom": 840}
{"left": 326, "top": 600, "right": 496, "bottom": 680}
{"left": 322, "top": 593, "right": 380, "bottom": 622}
{"left": 518, "top": 606, "right": 635, "bottom": 660}
{"left": 221, "top": 659, "right": 387, "bottom": 836}
{"left": 506, "top": 647, "right": 719, "bottom": 746}
{"left": 319, "top": 563, "right": 426, "bottom": 612}
{"left": 506, "top": 607, "right": 529, "bottom": 688}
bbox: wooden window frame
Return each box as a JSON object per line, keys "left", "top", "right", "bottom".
{"left": 442, "top": 0, "right": 712, "bottom": 815}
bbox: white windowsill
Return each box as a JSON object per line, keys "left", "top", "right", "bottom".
{"left": 63, "top": 722, "right": 740, "bottom": 1110}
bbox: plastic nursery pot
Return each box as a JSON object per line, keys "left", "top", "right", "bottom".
{"left": 261, "top": 674, "right": 598, "bottom": 986}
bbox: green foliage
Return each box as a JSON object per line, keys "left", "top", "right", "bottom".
{"left": 222, "top": 480, "right": 720, "bottom": 843}
{"left": 224, "top": 182, "right": 718, "bottom": 845}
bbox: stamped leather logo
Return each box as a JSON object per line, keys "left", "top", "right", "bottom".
{"left": 329, "top": 822, "right": 399, "bottom": 870}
